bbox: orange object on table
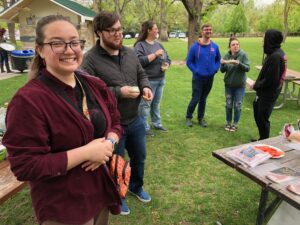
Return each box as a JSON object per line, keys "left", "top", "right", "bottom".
{"left": 254, "top": 144, "right": 284, "bottom": 158}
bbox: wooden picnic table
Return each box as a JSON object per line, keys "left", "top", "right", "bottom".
{"left": 253, "top": 65, "right": 300, "bottom": 109}
{"left": 212, "top": 136, "right": 300, "bottom": 225}
{"left": 0, "top": 159, "right": 26, "bottom": 204}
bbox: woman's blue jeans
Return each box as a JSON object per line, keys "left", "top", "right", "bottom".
{"left": 139, "top": 78, "right": 165, "bottom": 130}
{"left": 115, "top": 117, "right": 146, "bottom": 193}
{"left": 225, "top": 86, "right": 245, "bottom": 124}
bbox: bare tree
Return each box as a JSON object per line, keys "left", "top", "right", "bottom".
{"left": 144, "top": 0, "right": 160, "bottom": 20}
{"left": 113, "top": 0, "right": 131, "bottom": 17}
{"left": 93, "top": 0, "right": 102, "bottom": 12}
{"left": 181, "top": 0, "right": 240, "bottom": 50}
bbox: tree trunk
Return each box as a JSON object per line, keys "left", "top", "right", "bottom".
{"left": 7, "top": 23, "right": 16, "bottom": 45}
{"left": 2, "top": 0, "right": 16, "bottom": 45}
{"left": 114, "top": 0, "right": 121, "bottom": 17}
{"left": 181, "top": 0, "right": 202, "bottom": 50}
{"left": 283, "top": 0, "right": 290, "bottom": 43}
{"left": 187, "top": 14, "right": 199, "bottom": 50}
{"left": 182, "top": 0, "right": 240, "bottom": 50}
{"left": 159, "top": 0, "right": 168, "bottom": 42}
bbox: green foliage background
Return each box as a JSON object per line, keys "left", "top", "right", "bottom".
{"left": 1, "top": 37, "right": 300, "bottom": 224}
{"left": 86, "top": 0, "right": 300, "bottom": 35}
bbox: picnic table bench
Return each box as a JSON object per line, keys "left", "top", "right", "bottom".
{"left": 0, "top": 159, "right": 26, "bottom": 204}
{"left": 246, "top": 66, "right": 300, "bottom": 109}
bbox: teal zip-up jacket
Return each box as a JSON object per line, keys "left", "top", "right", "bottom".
{"left": 220, "top": 49, "right": 250, "bottom": 88}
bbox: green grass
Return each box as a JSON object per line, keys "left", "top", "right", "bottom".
{"left": 0, "top": 75, "right": 27, "bottom": 106}
{"left": 1, "top": 38, "right": 300, "bottom": 225}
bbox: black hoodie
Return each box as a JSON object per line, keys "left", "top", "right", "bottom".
{"left": 253, "top": 29, "right": 287, "bottom": 99}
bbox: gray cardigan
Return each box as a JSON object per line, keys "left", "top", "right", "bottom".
{"left": 81, "top": 40, "right": 151, "bottom": 125}
{"left": 135, "top": 41, "right": 171, "bottom": 80}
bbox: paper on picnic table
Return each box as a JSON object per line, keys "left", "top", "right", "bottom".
{"left": 226, "top": 145, "right": 271, "bottom": 168}
{"left": 285, "top": 142, "right": 300, "bottom": 151}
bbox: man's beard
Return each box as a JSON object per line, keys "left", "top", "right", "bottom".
{"left": 204, "top": 33, "right": 212, "bottom": 39}
{"left": 102, "top": 35, "right": 122, "bottom": 50}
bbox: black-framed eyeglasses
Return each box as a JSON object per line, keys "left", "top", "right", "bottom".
{"left": 103, "top": 27, "right": 123, "bottom": 36}
{"left": 41, "top": 40, "right": 86, "bottom": 54}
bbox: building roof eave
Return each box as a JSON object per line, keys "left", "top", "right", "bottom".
{"left": 51, "top": 0, "right": 96, "bottom": 19}
{"left": 0, "top": 0, "right": 33, "bottom": 21}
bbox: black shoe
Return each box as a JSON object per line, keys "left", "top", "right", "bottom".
{"left": 146, "top": 129, "right": 154, "bottom": 137}
{"left": 199, "top": 119, "right": 207, "bottom": 127}
{"left": 250, "top": 138, "right": 259, "bottom": 142}
{"left": 153, "top": 126, "right": 168, "bottom": 132}
{"left": 185, "top": 119, "right": 193, "bottom": 127}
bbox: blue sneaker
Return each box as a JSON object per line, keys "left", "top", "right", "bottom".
{"left": 129, "top": 189, "right": 151, "bottom": 203}
{"left": 120, "top": 198, "right": 130, "bottom": 215}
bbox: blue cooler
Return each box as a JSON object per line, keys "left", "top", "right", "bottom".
{"left": 11, "top": 49, "right": 35, "bottom": 72}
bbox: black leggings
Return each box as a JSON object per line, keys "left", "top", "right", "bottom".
{"left": 253, "top": 94, "right": 279, "bottom": 140}
{"left": 0, "top": 50, "right": 9, "bottom": 64}
{"left": 0, "top": 49, "right": 10, "bottom": 72}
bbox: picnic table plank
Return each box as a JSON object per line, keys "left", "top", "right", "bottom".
{"left": 253, "top": 65, "right": 300, "bottom": 109}
{"left": 0, "top": 160, "right": 26, "bottom": 204}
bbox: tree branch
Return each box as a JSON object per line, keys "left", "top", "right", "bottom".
{"left": 291, "top": 0, "right": 300, "bottom": 6}
{"left": 181, "top": 0, "right": 194, "bottom": 19}
{"left": 120, "top": 0, "right": 131, "bottom": 15}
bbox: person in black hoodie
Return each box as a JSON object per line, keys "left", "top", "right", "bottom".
{"left": 251, "top": 29, "right": 287, "bottom": 140}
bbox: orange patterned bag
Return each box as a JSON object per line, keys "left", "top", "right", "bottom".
{"left": 109, "top": 154, "right": 131, "bottom": 198}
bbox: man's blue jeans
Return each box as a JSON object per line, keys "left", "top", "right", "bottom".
{"left": 225, "top": 86, "right": 245, "bottom": 124}
{"left": 186, "top": 76, "right": 214, "bottom": 120}
{"left": 115, "top": 117, "right": 146, "bottom": 193}
{"left": 139, "top": 78, "right": 165, "bottom": 130}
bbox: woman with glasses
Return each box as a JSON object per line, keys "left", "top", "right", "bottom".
{"left": 220, "top": 37, "right": 250, "bottom": 132}
{"left": 134, "top": 21, "right": 171, "bottom": 136}
{"left": 3, "top": 15, "right": 122, "bottom": 225}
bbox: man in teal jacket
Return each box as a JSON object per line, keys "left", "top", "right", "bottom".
{"left": 185, "top": 24, "right": 221, "bottom": 127}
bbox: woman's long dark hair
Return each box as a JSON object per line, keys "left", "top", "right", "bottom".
{"left": 29, "top": 15, "right": 75, "bottom": 80}
{"left": 134, "top": 20, "right": 155, "bottom": 46}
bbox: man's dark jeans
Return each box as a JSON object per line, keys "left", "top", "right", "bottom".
{"left": 115, "top": 117, "right": 146, "bottom": 193}
{"left": 186, "top": 76, "right": 214, "bottom": 120}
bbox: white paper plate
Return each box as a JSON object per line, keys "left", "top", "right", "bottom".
{"left": 0, "top": 43, "right": 16, "bottom": 51}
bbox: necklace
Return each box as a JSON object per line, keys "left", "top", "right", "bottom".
{"left": 74, "top": 74, "right": 90, "bottom": 121}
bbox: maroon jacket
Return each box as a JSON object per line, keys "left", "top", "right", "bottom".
{"left": 3, "top": 70, "right": 122, "bottom": 224}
